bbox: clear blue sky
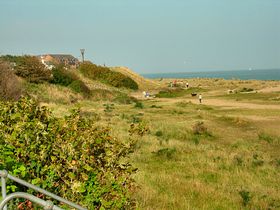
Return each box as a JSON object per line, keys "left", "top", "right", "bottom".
{"left": 0, "top": 0, "right": 279, "bottom": 74}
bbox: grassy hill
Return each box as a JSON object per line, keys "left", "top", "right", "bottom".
{"left": 110, "top": 66, "right": 159, "bottom": 90}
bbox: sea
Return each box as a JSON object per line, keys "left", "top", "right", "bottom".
{"left": 142, "top": 69, "right": 280, "bottom": 81}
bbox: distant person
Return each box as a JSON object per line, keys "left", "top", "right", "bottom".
{"left": 199, "top": 94, "right": 202, "bottom": 103}
{"left": 186, "top": 82, "right": 189, "bottom": 88}
{"left": 146, "top": 92, "right": 150, "bottom": 98}
{"left": 143, "top": 91, "right": 146, "bottom": 98}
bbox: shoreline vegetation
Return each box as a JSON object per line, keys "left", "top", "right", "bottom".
{"left": 1, "top": 56, "right": 280, "bottom": 209}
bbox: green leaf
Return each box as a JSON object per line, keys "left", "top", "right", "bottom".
{"left": 84, "top": 164, "right": 93, "bottom": 171}
{"left": 19, "top": 165, "right": 26, "bottom": 171}
{"left": 31, "top": 178, "right": 41, "bottom": 185}
{"left": 68, "top": 172, "right": 76, "bottom": 179}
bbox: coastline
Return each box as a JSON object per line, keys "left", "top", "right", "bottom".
{"left": 142, "top": 69, "right": 280, "bottom": 81}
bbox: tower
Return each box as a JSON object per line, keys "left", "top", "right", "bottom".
{"left": 80, "top": 49, "right": 85, "bottom": 63}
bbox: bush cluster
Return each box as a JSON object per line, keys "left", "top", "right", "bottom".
{"left": 0, "top": 60, "right": 24, "bottom": 101}
{"left": 1, "top": 55, "right": 52, "bottom": 83}
{"left": 51, "top": 66, "right": 78, "bottom": 86}
{"left": 51, "top": 66, "right": 91, "bottom": 95}
{"left": 240, "top": 87, "right": 254, "bottom": 92}
{"left": 156, "top": 88, "right": 186, "bottom": 98}
{"left": 80, "top": 62, "right": 138, "bottom": 90}
{"left": 156, "top": 87, "right": 204, "bottom": 98}
{"left": 0, "top": 98, "right": 137, "bottom": 209}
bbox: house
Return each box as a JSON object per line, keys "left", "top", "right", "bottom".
{"left": 39, "top": 54, "right": 80, "bottom": 69}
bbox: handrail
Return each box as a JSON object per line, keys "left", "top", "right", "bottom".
{"left": 0, "top": 170, "right": 87, "bottom": 210}
{"left": 0, "top": 192, "right": 63, "bottom": 210}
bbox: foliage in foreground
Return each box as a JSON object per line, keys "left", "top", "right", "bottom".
{"left": 80, "top": 62, "right": 138, "bottom": 90}
{"left": 0, "top": 98, "right": 137, "bottom": 209}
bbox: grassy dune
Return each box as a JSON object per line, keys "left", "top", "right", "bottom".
{"left": 33, "top": 72, "right": 280, "bottom": 209}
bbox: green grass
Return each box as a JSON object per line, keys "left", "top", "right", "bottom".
{"left": 23, "top": 77, "right": 280, "bottom": 209}
{"left": 156, "top": 87, "right": 205, "bottom": 98}
{"left": 215, "top": 92, "right": 280, "bottom": 104}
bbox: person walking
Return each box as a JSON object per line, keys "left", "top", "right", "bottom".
{"left": 199, "top": 94, "right": 202, "bottom": 103}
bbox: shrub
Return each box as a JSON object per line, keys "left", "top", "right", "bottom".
{"left": 258, "top": 132, "right": 274, "bottom": 143}
{"left": 51, "top": 66, "right": 90, "bottom": 96}
{"left": 51, "top": 66, "right": 78, "bottom": 86}
{"left": 150, "top": 104, "right": 162, "bottom": 108}
{"left": 240, "top": 87, "right": 254, "bottom": 92}
{"left": 156, "top": 88, "right": 185, "bottom": 98}
{"left": 68, "top": 80, "right": 91, "bottom": 95}
{"left": 129, "top": 114, "right": 142, "bottom": 124}
{"left": 80, "top": 62, "right": 138, "bottom": 90}
{"left": 134, "top": 101, "right": 144, "bottom": 109}
{"left": 0, "top": 98, "right": 137, "bottom": 209}
{"left": 239, "top": 190, "right": 251, "bottom": 206}
{"left": 0, "top": 60, "right": 24, "bottom": 101}
{"left": 156, "top": 87, "right": 204, "bottom": 98}
{"left": 155, "top": 130, "right": 163, "bottom": 137}
{"left": 192, "top": 121, "right": 208, "bottom": 135}
{"left": 129, "top": 121, "right": 150, "bottom": 136}
{"left": 2, "top": 55, "right": 52, "bottom": 83}
{"left": 154, "top": 148, "right": 176, "bottom": 159}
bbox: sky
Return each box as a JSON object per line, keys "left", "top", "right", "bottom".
{"left": 0, "top": 0, "right": 279, "bottom": 74}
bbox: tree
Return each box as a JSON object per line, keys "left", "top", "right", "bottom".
{"left": 13, "top": 55, "right": 52, "bottom": 83}
{"left": 1, "top": 55, "right": 51, "bottom": 83}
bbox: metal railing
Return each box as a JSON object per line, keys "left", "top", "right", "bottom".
{"left": 0, "top": 170, "right": 87, "bottom": 210}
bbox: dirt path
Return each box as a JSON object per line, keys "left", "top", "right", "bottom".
{"left": 258, "top": 85, "right": 280, "bottom": 93}
{"left": 150, "top": 97, "right": 280, "bottom": 110}
{"left": 190, "top": 98, "right": 280, "bottom": 110}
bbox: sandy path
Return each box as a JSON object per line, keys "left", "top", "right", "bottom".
{"left": 187, "top": 98, "right": 280, "bottom": 110}
{"left": 150, "top": 97, "right": 280, "bottom": 110}
{"left": 258, "top": 85, "right": 280, "bottom": 93}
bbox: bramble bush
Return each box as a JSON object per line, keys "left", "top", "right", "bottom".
{"left": 79, "top": 62, "right": 138, "bottom": 90}
{"left": 0, "top": 98, "right": 137, "bottom": 209}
